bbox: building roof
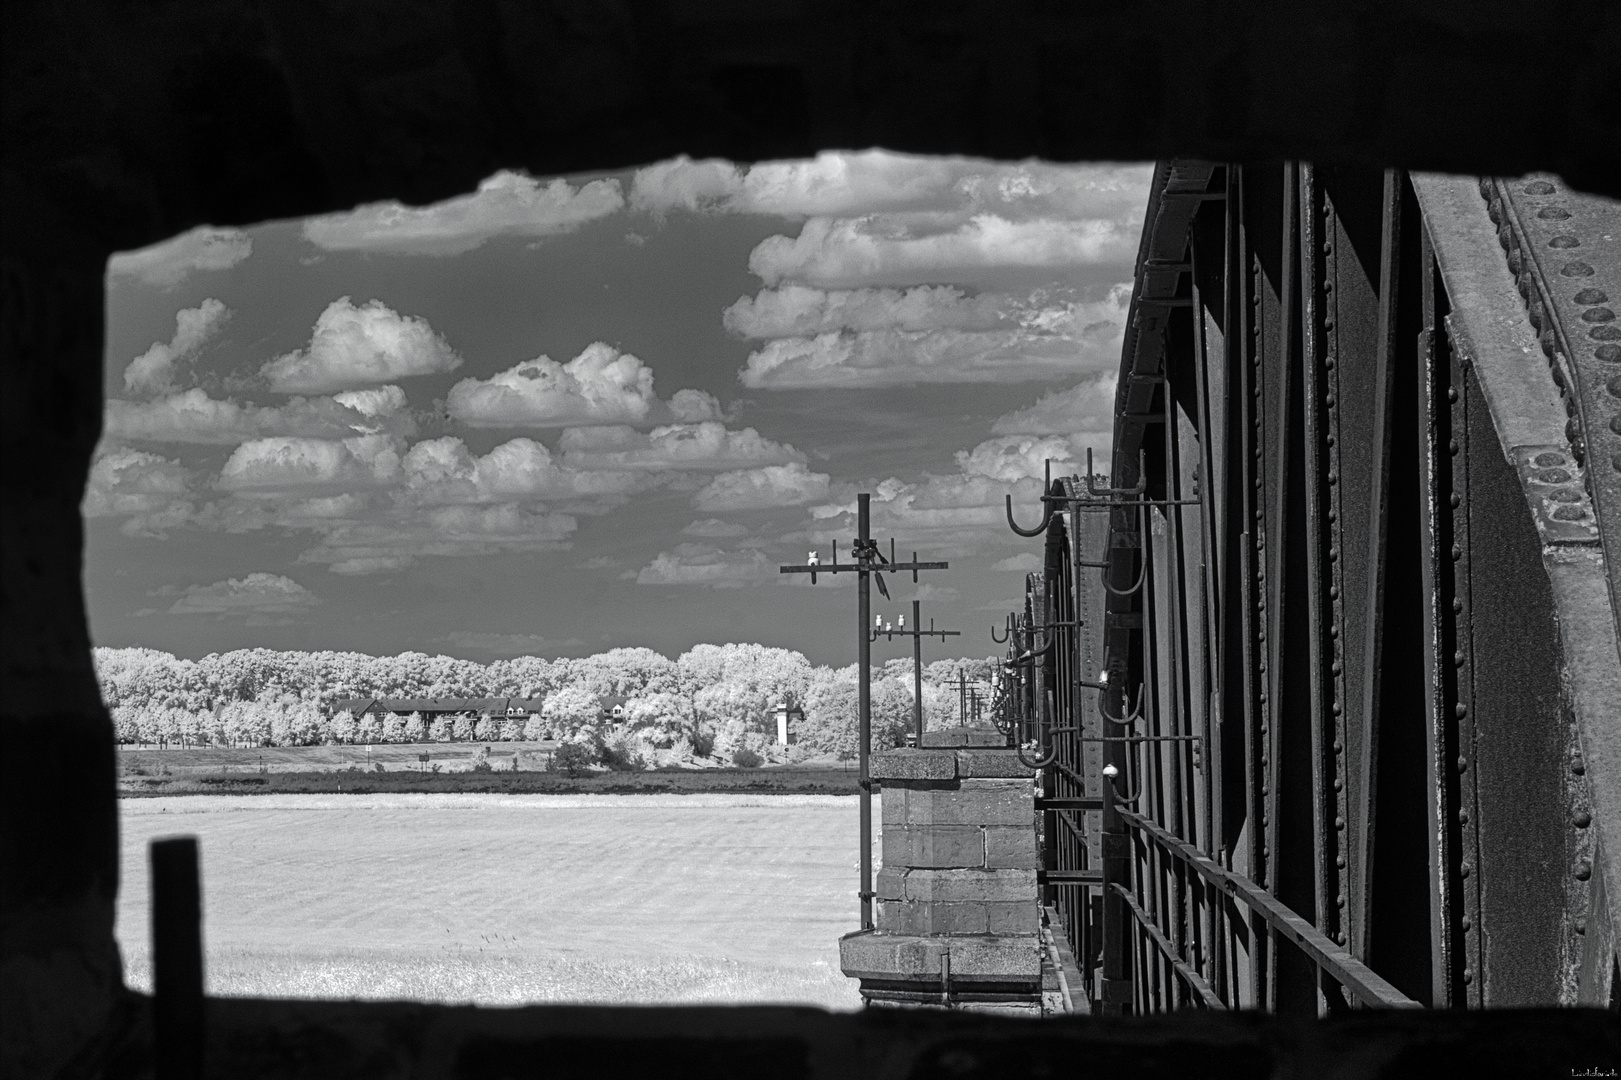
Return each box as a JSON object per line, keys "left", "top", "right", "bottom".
{"left": 326, "top": 695, "right": 545, "bottom": 716}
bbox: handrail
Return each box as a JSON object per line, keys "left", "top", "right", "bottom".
{"left": 1109, "top": 884, "right": 1226, "bottom": 1009}
{"left": 1115, "top": 807, "right": 1421, "bottom": 1009}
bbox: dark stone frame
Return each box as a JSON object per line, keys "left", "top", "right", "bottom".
{"left": 4, "top": 3, "right": 1618, "bottom": 1075}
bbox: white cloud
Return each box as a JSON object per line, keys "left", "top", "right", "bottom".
{"left": 82, "top": 448, "right": 194, "bottom": 536}
{"left": 557, "top": 422, "right": 802, "bottom": 472}
{"left": 749, "top": 214, "right": 1140, "bottom": 289}
{"left": 634, "top": 544, "right": 777, "bottom": 588}
{"left": 261, "top": 297, "right": 461, "bottom": 394}
{"left": 302, "top": 171, "right": 625, "bottom": 256}
{"left": 631, "top": 152, "right": 1151, "bottom": 221}
{"left": 735, "top": 285, "right": 1129, "bottom": 389}
{"left": 991, "top": 373, "right": 1118, "bottom": 437}
{"left": 668, "top": 388, "right": 723, "bottom": 422}
{"left": 991, "top": 553, "right": 1043, "bottom": 572}
{"left": 724, "top": 284, "right": 1009, "bottom": 338}
{"left": 683, "top": 518, "right": 749, "bottom": 538}
{"left": 168, "top": 573, "right": 319, "bottom": 616}
{"left": 108, "top": 227, "right": 253, "bottom": 287}
{"left": 693, "top": 462, "right": 831, "bottom": 511}
{"left": 331, "top": 385, "right": 409, "bottom": 417}
{"left": 124, "top": 299, "right": 230, "bottom": 395}
{"left": 218, "top": 435, "right": 403, "bottom": 492}
{"left": 446, "top": 343, "right": 659, "bottom": 427}
{"left": 398, "top": 436, "right": 654, "bottom": 506}
{"left": 105, "top": 386, "right": 414, "bottom": 444}
{"left": 956, "top": 435, "right": 1081, "bottom": 483}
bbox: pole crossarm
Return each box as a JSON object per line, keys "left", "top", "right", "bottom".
{"left": 778, "top": 561, "right": 949, "bottom": 574}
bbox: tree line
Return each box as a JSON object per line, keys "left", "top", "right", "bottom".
{"left": 97, "top": 644, "right": 997, "bottom": 763}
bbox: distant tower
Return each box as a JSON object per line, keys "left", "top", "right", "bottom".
{"left": 773, "top": 701, "right": 802, "bottom": 745}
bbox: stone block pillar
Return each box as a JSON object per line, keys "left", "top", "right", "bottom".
{"left": 838, "top": 730, "right": 1043, "bottom": 1011}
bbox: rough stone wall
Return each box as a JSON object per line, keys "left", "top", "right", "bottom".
{"left": 3, "top": 2, "right": 1621, "bottom": 1074}
{"left": 842, "top": 744, "right": 1043, "bottom": 1002}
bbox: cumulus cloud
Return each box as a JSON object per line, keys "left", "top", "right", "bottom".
{"left": 218, "top": 435, "right": 403, "bottom": 492}
{"left": 991, "top": 373, "right": 1118, "bottom": 437}
{"left": 302, "top": 172, "right": 625, "bottom": 256}
{"left": 124, "top": 299, "right": 230, "bottom": 395}
{"left": 693, "top": 462, "right": 831, "bottom": 511}
{"left": 168, "top": 573, "right": 320, "bottom": 615}
{"left": 724, "top": 284, "right": 1009, "bottom": 338}
{"left": 749, "top": 215, "right": 1140, "bottom": 289}
{"left": 682, "top": 518, "right": 749, "bottom": 538}
{"left": 82, "top": 448, "right": 195, "bottom": 536}
{"left": 261, "top": 297, "right": 461, "bottom": 394}
{"left": 105, "top": 386, "right": 414, "bottom": 444}
{"left": 398, "top": 436, "right": 654, "bottom": 507}
{"left": 735, "top": 285, "right": 1129, "bottom": 389}
{"left": 631, "top": 152, "right": 1151, "bottom": 221}
{"left": 108, "top": 227, "right": 253, "bottom": 287}
{"left": 991, "top": 553, "right": 1043, "bottom": 572}
{"left": 634, "top": 543, "right": 777, "bottom": 588}
{"left": 557, "top": 422, "right": 802, "bottom": 472}
{"left": 446, "top": 343, "right": 662, "bottom": 428}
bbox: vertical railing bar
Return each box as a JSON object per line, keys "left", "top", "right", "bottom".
{"left": 152, "top": 836, "right": 204, "bottom": 1080}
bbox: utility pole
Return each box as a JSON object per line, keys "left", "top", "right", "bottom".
{"left": 872, "top": 599, "right": 959, "bottom": 746}
{"left": 779, "top": 492, "right": 948, "bottom": 930}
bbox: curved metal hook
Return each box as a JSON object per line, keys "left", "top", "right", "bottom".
{"left": 1097, "top": 683, "right": 1144, "bottom": 726}
{"left": 1107, "top": 774, "right": 1145, "bottom": 804}
{"left": 1016, "top": 736, "right": 1059, "bottom": 770}
{"left": 1086, "top": 448, "right": 1149, "bottom": 497}
{"left": 1102, "top": 557, "right": 1148, "bottom": 597}
{"left": 1100, "top": 501, "right": 1147, "bottom": 596}
{"left": 990, "top": 620, "right": 1010, "bottom": 643}
{"left": 1005, "top": 459, "right": 1055, "bottom": 537}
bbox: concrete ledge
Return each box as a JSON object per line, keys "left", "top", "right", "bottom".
{"left": 956, "top": 749, "right": 1036, "bottom": 778}
{"left": 840, "top": 930, "right": 1042, "bottom": 984}
{"left": 920, "top": 727, "right": 1008, "bottom": 748}
{"left": 870, "top": 749, "right": 957, "bottom": 781}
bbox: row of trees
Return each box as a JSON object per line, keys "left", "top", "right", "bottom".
{"left": 98, "top": 645, "right": 997, "bottom": 761}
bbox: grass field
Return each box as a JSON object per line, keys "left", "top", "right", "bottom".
{"left": 118, "top": 794, "right": 877, "bottom": 1010}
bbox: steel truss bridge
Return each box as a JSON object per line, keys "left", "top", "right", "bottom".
{"left": 995, "top": 164, "right": 1620, "bottom": 1014}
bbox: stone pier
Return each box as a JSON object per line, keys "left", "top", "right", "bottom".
{"left": 839, "top": 728, "right": 1048, "bottom": 1012}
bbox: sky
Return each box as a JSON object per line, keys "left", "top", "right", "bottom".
{"left": 87, "top": 152, "right": 1151, "bottom": 667}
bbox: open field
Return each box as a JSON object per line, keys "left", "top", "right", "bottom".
{"left": 117, "top": 744, "right": 863, "bottom": 796}
{"left": 118, "top": 794, "right": 877, "bottom": 1009}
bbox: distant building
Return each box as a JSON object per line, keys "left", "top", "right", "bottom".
{"left": 598, "top": 695, "right": 632, "bottom": 724}
{"left": 774, "top": 701, "right": 804, "bottom": 745}
{"left": 326, "top": 696, "right": 544, "bottom": 721}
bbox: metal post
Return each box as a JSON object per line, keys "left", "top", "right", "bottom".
{"left": 152, "top": 837, "right": 203, "bottom": 1080}
{"left": 858, "top": 493, "right": 874, "bottom": 930}
{"left": 912, "top": 599, "right": 924, "bottom": 746}
{"left": 1101, "top": 723, "right": 1132, "bottom": 1015}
